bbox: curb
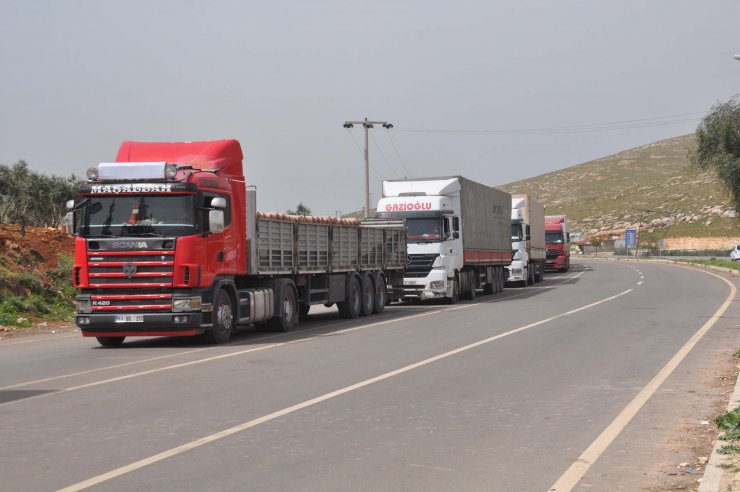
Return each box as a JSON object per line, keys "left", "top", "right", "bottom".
{"left": 698, "top": 368, "right": 740, "bottom": 491}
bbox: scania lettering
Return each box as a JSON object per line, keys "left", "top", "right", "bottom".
{"left": 66, "top": 140, "right": 406, "bottom": 347}
{"left": 377, "top": 176, "right": 511, "bottom": 302}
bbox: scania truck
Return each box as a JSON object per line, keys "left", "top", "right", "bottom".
{"left": 66, "top": 139, "right": 406, "bottom": 346}
{"left": 545, "top": 215, "right": 570, "bottom": 272}
{"left": 376, "top": 176, "right": 511, "bottom": 302}
{"left": 506, "top": 194, "right": 546, "bottom": 286}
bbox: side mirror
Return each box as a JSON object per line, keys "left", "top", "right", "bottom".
{"left": 209, "top": 209, "right": 225, "bottom": 234}
{"left": 211, "top": 197, "right": 226, "bottom": 209}
{"left": 66, "top": 200, "right": 75, "bottom": 210}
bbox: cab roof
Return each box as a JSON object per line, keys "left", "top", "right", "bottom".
{"left": 115, "top": 139, "right": 244, "bottom": 179}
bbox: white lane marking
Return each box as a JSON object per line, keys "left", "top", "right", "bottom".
{"left": 4, "top": 270, "right": 588, "bottom": 395}
{"left": 0, "top": 346, "right": 216, "bottom": 391}
{"left": 58, "top": 288, "right": 632, "bottom": 492}
{"left": 0, "top": 307, "right": 472, "bottom": 408}
{"left": 0, "top": 333, "right": 79, "bottom": 346}
{"left": 548, "top": 270, "right": 737, "bottom": 492}
{"left": 637, "top": 281, "right": 643, "bottom": 285}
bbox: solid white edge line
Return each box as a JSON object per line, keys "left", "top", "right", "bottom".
{"left": 548, "top": 268, "right": 737, "bottom": 492}
{"left": 57, "top": 288, "right": 631, "bottom": 492}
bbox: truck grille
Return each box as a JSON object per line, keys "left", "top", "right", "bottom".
{"left": 87, "top": 251, "right": 175, "bottom": 288}
{"left": 91, "top": 293, "right": 173, "bottom": 312}
{"left": 406, "top": 254, "right": 439, "bottom": 276}
{"left": 546, "top": 249, "right": 560, "bottom": 259}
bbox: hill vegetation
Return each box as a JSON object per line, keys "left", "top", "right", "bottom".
{"left": 498, "top": 134, "right": 738, "bottom": 242}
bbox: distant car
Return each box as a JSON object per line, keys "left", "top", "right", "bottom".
{"left": 731, "top": 245, "right": 740, "bottom": 262}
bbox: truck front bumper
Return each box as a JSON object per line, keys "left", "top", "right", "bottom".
{"left": 76, "top": 312, "right": 210, "bottom": 337}
{"left": 401, "top": 270, "right": 451, "bottom": 300}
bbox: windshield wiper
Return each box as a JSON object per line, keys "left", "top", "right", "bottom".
{"left": 123, "top": 232, "right": 164, "bottom": 237}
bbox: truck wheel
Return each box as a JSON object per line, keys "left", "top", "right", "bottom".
{"left": 534, "top": 263, "right": 543, "bottom": 283}
{"left": 205, "top": 288, "right": 234, "bottom": 343}
{"left": 446, "top": 272, "right": 460, "bottom": 304}
{"left": 483, "top": 268, "right": 494, "bottom": 295}
{"left": 338, "top": 275, "right": 361, "bottom": 318}
{"left": 526, "top": 265, "right": 534, "bottom": 286}
{"left": 359, "top": 272, "right": 374, "bottom": 317}
{"left": 268, "top": 279, "right": 298, "bottom": 332}
{"left": 96, "top": 336, "right": 125, "bottom": 347}
{"left": 462, "top": 271, "right": 476, "bottom": 300}
{"left": 372, "top": 272, "right": 387, "bottom": 314}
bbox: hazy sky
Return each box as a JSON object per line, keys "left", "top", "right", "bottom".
{"left": 1, "top": 1, "right": 738, "bottom": 215}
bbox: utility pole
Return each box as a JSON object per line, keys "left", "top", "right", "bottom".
{"left": 343, "top": 118, "right": 393, "bottom": 218}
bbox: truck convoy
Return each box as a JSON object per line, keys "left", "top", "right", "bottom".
{"left": 506, "top": 194, "right": 546, "bottom": 286}
{"left": 376, "top": 176, "right": 512, "bottom": 302}
{"left": 66, "top": 139, "right": 406, "bottom": 346}
{"left": 545, "top": 215, "right": 570, "bottom": 272}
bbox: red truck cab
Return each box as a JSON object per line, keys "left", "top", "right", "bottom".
{"left": 70, "top": 140, "right": 246, "bottom": 345}
{"left": 544, "top": 215, "right": 570, "bottom": 272}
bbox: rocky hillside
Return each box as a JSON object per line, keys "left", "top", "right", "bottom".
{"left": 498, "top": 134, "right": 738, "bottom": 242}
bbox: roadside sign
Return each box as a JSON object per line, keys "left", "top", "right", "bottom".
{"left": 625, "top": 229, "right": 637, "bottom": 247}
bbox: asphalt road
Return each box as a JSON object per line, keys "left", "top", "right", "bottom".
{"left": 0, "top": 260, "right": 737, "bottom": 491}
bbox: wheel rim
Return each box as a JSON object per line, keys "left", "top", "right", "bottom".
{"left": 283, "top": 293, "right": 294, "bottom": 321}
{"left": 218, "top": 302, "right": 233, "bottom": 332}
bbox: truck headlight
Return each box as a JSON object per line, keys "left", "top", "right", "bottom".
{"left": 74, "top": 298, "right": 92, "bottom": 313}
{"left": 430, "top": 280, "right": 445, "bottom": 289}
{"left": 172, "top": 296, "right": 203, "bottom": 312}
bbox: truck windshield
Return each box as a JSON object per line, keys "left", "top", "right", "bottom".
{"left": 406, "top": 217, "right": 444, "bottom": 243}
{"left": 78, "top": 195, "right": 196, "bottom": 238}
{"left": 511, "top": 223, "right": 524, "bottom": 241}
{"left": 546, "top": 232, "right": 564, "bottom": 244}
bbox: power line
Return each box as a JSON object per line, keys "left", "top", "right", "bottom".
{"left": 369, "top": 131, "right": 401, "bottom": 179}
{"left": 346, "top": 129, "right": 384, "bottom": 179}
{"left": 395, "top": 112, "right": 704, "bottom": 136}
{"left": 343, "top": 118, "right": 393, "bottom": 218}
{"left": 385, "top": 129, "right": 411, "bottom": 178}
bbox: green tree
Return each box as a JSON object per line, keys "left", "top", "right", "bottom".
{"left": 693, "top": 97, "right": 740, "bottom": 212}
{"left": 588, "top": 236, "right": 602, "bottom": 257}
{"left": 0, "top": 161, "right": 80, "bottom": 234}
{"left": 287, "top": 202, "right": 311, "bottom": 216}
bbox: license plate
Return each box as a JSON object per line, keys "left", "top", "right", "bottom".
{"left": 115, "top": 315, "right": 144, "bottom": 323}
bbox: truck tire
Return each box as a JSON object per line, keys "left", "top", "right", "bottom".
{"left": 527, "top": 265, "right": 534, "bottom": 286}
{"left": 359, "top": 272, "right": 374, "bottom": 317}
{"left": 96, "top": 336, "right": 125, "bottom": 347}
{"left": 534, "top": 263, "right": 543, "bottom": 283}
{"left": 446, "top": 272, "right": 460, "bottom": 304}
{"left": 483, "top": 267, "right": 494, "bottom": 295}
{"left": 268, "top": 279, "right": 298, "bottom": 332}
{"left": 372, "top": 272, "right": 387, "bottom": 314}
{"left": 338, "top": 275, "right": 361, "bottom": 319}
{"left": 204, "top": 288, "right": 234, "bottom": 343}
{"left": 461, "top": 271, "right": 476, "bottom": 300}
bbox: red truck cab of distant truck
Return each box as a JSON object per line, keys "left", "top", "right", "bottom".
{"left": 544, "top": 215, "right": 570, "bottom": 272}
{"left": 66, "top": 140, "right": 406, "bottom": 347}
